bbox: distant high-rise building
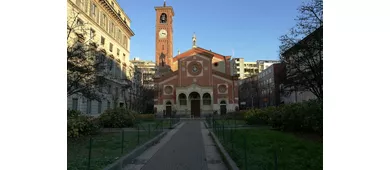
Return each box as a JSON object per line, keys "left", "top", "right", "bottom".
{"left": 130, "top": 58, "right": 156, "bottom": 89}
{"left": 230, "top": 58, "right": 279, "bottom": 79}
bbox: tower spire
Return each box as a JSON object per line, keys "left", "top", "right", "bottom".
{"left": 192, "top": 32, "right": 197, "bottom": 48}
{"left": 163, "top": 0, "right": 166, "bottom": 7}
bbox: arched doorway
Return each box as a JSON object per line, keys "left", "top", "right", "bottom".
{"left": 166, "top": 101, "right": 172, "bottom": 118}
{"left": 189, "top": 92, "right": 201, "bottom": 117}
{"left": 220, "top": 100, "right": 227, "bottom": 115}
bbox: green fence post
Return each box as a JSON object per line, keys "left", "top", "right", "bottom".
{"left": 222, "top": 122, "right": 225, "bottom": 142}
{"left": 121, "top": 130, "right": 124, "bottom": 154}
{"left": 244, "top": 134, "right": 248, "bottom": 170}
{"left": 230, "top": 127, "right": 234, "bottom": 155}
{"left": 274, "top": 150, "right": 278, "bottom": 170}
{"left": 137, "top": 124, "right": 140, "bottom": 145}
{"left": 87, "top": 137, "right": 92, "bottom": 170}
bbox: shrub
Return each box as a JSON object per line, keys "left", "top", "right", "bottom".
{"left": 99, "top": 108, "right": 135, "bottom": 128}
{"left": 244, "top": 109, "right": 269, "bottom": 125}
{"left": 135, "top": 114, "right": 155, "bottom": 121}
{"left": 67, "top": 110, "right": 101, "bottom": 138}
{"left": 244, "top": 100, "right": 323, "bottom": 134}
{"left": 227, "top": 110, "right": 246, "bottom": 120}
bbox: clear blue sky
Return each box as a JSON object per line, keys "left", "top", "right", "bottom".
{"left": 117, "top": 0, "right": 305, "bottom": 62}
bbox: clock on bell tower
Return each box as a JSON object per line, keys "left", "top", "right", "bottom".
{"left": 155, "top": 1, "right": 174, "bottom": 67}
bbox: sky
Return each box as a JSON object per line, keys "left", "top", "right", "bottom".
{"left": 117, "top": 0, "right": 305, "bottom": 62}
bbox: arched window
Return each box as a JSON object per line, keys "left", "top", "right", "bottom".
{"left": 220, "top": 100, "right": 226, "bottom": 104}
{"left": 203, "top": 93, "right": 211, "bottom": 105}
{"left": 166, "top": 101, "right": 172, "bottom": 105}
{"left": 160, "top": 13, "right": 167, "bottom": 23}
{"left": 179, "top": 93, "right": 187, "bottom": 105}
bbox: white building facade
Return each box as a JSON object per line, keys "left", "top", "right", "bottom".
{"left": 67, "top": 0, "right": 140, "bottom": 115}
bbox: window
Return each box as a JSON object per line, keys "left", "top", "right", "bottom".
{"left": 179, "top": 93, "right": 187, "bottom": 105}
{"left": 109, "top": 22, "right": 114, "bottom": 34}
{"left": 90, "top": 28, "right": 95, "bottom": 39}
{"left": 76, "top": 18, "right": 84, "bottom": 26}
{"left": 118, "top": 11, "right": 121, "bottom": 17}
{"left": 111, "top": 1, "right": 114, "bottom": 7}
{"left": 123, "top": 36, "right": 127, "bottom": 47}
{"left": 203, "top": 93, "right": 211, "bottom": 105}
{"left": 101, "top": 36, "right": 105, "bottom": 45}
{"left": 123, "top": 53, "right": 126, "bottom": 61}
{"left": 98, "top": 101, "right": 102, "bottom": 114}
{"left": 118, "top": 30, "right": 122, "bottom": 43}
{"left": 76, "top": 0, "right": 81, "bottom": 7}
{"left": 108, "top": 59, "right": 113, "bottom": 70}
{"left": 91, "top": 3, "right": 97, "bottom": 16}
{"left": 117, "top": 48, "right": 120, "bottom": 56}
{"left": 109, "top": 43, "right": 113, "bottom": 52}
{"left": 162, "top": 45, "right": 164, "bottom": 50}
{"left": 101, "top": 13, "right": 107, "bottom": 28}
{"left": 86, "top": 99, "right": 92, "bottom": 114}
{"left": 115, "top": 87, "right": 119, "bottom": 96}
{"left": 72, "top": 98, "right": 78, "bottom": 110}
{"left": 107, "top": 100, "right": 111, "bottom": 109}
{"left": 108, "top": 85, "right": 112, "bottom": 94}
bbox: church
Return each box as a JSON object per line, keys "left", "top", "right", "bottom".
{"left": 153, "top": 1, "right": 239, "bottom": 117}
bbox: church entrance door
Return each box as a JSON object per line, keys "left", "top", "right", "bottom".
{"left": 191, "top": 100, "right": 200, "bottom": 117}
{"left": 220, "top": 100, "right": 227, "bottom": 115}
{"left": 189, "top": 92, "right": 201, "bottom": 117}
{"left": 166, "top": 101, "right": 172, "bottom": 118}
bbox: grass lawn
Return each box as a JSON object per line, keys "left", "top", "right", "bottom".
{"left": 214, "top": 119, "right": 247, "bottom": 127}
{"left": 67, "top": 130, "right": 162, "bottom": 170}
{"left": 137, "top": 119, "right": 179, "bottom": 130}
{"left": 216, "top": 128, "right": 322, "bottom": 170}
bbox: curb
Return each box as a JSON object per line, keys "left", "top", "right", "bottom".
{"left": 103, "top": 131, "right": 167, "bottom": 170}
{"left": 208, "top": 124, "right": 240, "bottom": 170}
{"left": 170, "top": 121, "right": 181, "bottom": 129}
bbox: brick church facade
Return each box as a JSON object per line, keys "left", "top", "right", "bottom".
{"left": 153, "top": 2, "right": 239, "bottom": 117}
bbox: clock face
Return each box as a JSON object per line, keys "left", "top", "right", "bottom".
{"left": 159, "top": 29, "right": 167, "bottom": 39}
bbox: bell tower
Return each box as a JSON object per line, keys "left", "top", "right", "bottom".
{"left": 155, "top": 1, "right": 174, "bottom": 67}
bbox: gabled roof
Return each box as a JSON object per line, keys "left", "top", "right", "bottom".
{"left": 173, "top": 47, "right": 227, "bottom": 62}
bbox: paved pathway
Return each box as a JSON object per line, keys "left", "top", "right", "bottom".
{"left": 125, "top": 121, "right": 227, "bottom": 170}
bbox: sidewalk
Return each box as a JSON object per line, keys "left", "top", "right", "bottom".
{"left": 125, "top": 121, "right": 227, "bottom": 170}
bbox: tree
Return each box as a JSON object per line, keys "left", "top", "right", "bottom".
{"left": 278, "top": 0, "right": 323, "bottom": 100}
{"left": 67, "top": 11, "right": 107, "bottom": 101}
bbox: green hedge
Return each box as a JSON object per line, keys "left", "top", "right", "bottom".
{"left": 134, "top": 114, "right": 155, "bottom": 121}
{"left": 99, "top": 108, "right": 136, "bottom": 128}
{"left": 244, "top": 100, "right": 322, "bottom": 134}
{"left": 67, "top": 110, "right": 101, "bottom": 138}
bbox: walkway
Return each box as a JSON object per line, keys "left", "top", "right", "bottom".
{"left": 125, "top": 120, "right": 227, "bottom": 170}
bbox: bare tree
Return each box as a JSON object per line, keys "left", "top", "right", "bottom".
{"left": 67, "top": 11, "right": 107, "bottom": 101}
{"left": 278, "top": 0, "right": 323, "bottom": 100}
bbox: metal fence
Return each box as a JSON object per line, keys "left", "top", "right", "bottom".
{"left": 68, "top": 118, "right": 180, "bottom": 170}
{"left": 206, "top": 116, "right": 280, "bottom": 170}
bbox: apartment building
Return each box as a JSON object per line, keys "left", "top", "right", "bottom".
{"left": 231, "top": 58, "right": 279, "bottom": 79}
{"left": 257, "top": 63, "right": 285, "bottom": 107}
{"left": 130, "top": 58, "right": 156, "bottom": 89}
{"left": 67, "top": 0, "right": 138, "bottom": 115}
